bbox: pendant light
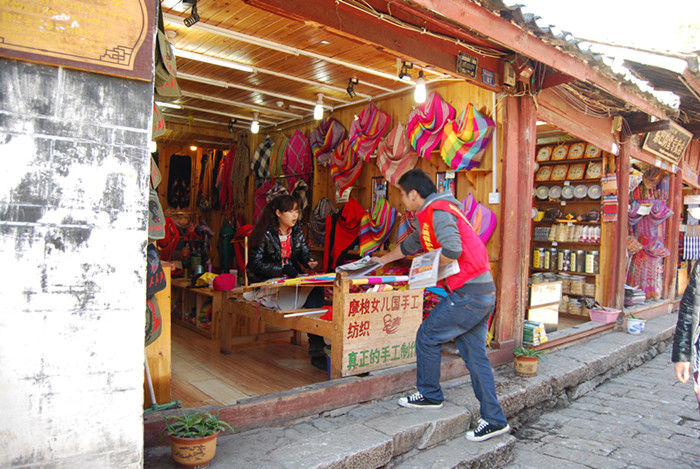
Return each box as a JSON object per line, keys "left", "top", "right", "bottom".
{"left": 314, "top": 93, "right": 324, "bottom": 120}
{"left": 250, "top": 112, "right": 259, "bottom": 134}
{"left": 414, "top": 70, "right": 426, "bottom": 103}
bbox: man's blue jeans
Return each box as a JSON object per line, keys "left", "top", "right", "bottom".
{"left": 415, "top": 290, "right": 507, "bottom": 427}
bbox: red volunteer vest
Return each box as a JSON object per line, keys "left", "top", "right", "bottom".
{"left": 415, "top": 199, "right": 490, "bottom": 290}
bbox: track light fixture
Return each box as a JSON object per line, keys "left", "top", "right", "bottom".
{"left": 346, "top": 78, "right": 359, "bottom": 98}
{"left": 228, "top": 118, "right": 237, "bottom": 133}
{"left": 399, "top": 61, "right": 413, "bottom": 81}
{"left": 314, "top": 93, "right": 324, "bottom": 120}
{"left": 250, "top": 112, "right": 259, "bottom": 134}
{"left": 414, "top": 70, "right": 426, "bottom": 103}
{"left": 184, "top": 0, "right": 200, "bottom": 27}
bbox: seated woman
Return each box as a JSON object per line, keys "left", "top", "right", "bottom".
{"left": 246, "top": 194, "right": 328, "bottom": 370}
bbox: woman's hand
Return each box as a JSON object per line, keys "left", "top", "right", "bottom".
{"left": 674, "top": 361, "right": 690, "bottom": 383}
{"left": 307, "top": 258, "right": 319, "bottom": 271}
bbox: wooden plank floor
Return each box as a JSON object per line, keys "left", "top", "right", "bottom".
{"left": 171, "top": 324, "right": 328, "bottom": 408}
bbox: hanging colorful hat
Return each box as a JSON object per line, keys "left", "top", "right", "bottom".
{"left": 406, "top": 91, "right": 455, "bottom": 159}
{"left": 348, "top": 102, "right": 390, "bottom": 161}
{"left": 310, "top": 117, "right": 347, "bottom": 166}
{"left": 284, "top": 129, "right": 313, "bottom": 189}
{"left": 440, "top": 104, "right": 495, "bottom": 171}
{"left": 375, "top": 122, "right": 419, "bottom": 186}
{"left": 359, "top": 197, "right": 397, "bottom": 256}
{"left": 330, "top": 138, "right": 363, "bottom": 194}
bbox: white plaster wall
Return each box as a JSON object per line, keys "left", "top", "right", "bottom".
{"left": 0, "top": 61, "right": 151, "bottom": 468}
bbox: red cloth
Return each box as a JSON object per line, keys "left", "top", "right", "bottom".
{"left": 284, "top": 129, "right": 313, "bottom": 189}
{"left": 323, "top": 197, "right": 367, "bottom": 271}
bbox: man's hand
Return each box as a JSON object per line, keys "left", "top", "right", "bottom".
{"left": 674, "top": 361, "right": 690, "bottom": 384}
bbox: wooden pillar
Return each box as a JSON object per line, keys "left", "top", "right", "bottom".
{"left": 664, "top": 169, "right": 683, "bottom": 299}
{"left": 610, "top": 145, "right": 630, "bottom": 309}
{"left": 494, "top": 96, "right": 536, "bottom": 348}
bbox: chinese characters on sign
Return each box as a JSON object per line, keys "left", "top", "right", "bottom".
{"left": 0, "top": 0, "right": 154, "bottom": 81}
{"left": 341, "top": 289, "right": 423, "bottom": 376}
{"left": 641, "top": 122, "right": 693, "bottom": 166}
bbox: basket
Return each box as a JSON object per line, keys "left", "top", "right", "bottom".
{"left": 588, "top": 308, "right": 621, "bottom": 324}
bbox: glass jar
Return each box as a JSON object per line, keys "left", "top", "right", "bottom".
{"left": 543, "top": 249, "right": 551, "bottom": 270}
{"left": 592, "top": 250, "right": 599, "bottom": 274}
{"left": 562, "top": 249, "right": 571, "bottom": 271}
{"left": 576, "top": 250, "right": 585, "bottom": 273}
{"left": 558, "top": 249, "right": 565, "bottom": 271}
{"left": 532, "top": 248, "right": 541, "bottom": 268}
{"left": 585, "top": 251, "right": 594, "bottom": 273}
{"left": 570, "top": 250, "right": 577, "bottom": 272}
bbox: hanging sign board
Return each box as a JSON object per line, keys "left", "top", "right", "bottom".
{"left": 340, "top": 289, "right": 423, "bottom": 376}
{"left": 641, "top": 122, "right": 693, "bottom": 166}
{"left": 456, "top": 52, "right": 478, "bottom": 79}
{"left": 0, "top": 0, "right": 155, "bottom": 81}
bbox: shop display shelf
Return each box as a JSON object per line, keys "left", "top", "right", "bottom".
{"left": 530, "top": 267, "right": 598, "bottom": 277}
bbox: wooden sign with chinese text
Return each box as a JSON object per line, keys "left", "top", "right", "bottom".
{"left": 340, "top": 289, "right": 423, "bottom": 376}
{"left": 0, "top": 0, "right": 154, "bottom": 81}
{"left": 641, "top": 122, "right": 693, "bottom": 166}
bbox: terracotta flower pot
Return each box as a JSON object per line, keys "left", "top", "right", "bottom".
{"left": 514, "top": 355, "right": 539, "bottom": 377}
{"left": 169, "top": 431, "right": 220, "bottom": 469}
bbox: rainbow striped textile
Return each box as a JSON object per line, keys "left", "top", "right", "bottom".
{"left": 359, "top": 197, "right": 397, "bottom": 256}
{"left": 348, "top": 102, "right": 390, "bottom": 161}
{"left": 406, "top": 91, "right": 455, "bottom": 159}
{"left": 440, "top": 104, "right": 495, "bottom": 171}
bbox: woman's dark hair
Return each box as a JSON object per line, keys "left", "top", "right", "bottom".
{"left": 249, "top": 194, "right": 300, "bottom": 247}
{"left": 398, "top": 169, "right": 436, "bottom": 198}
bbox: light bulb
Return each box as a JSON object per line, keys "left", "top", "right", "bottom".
{"left": 148, "top": 141, "right": 158, "bottom": 153}
{"left": 414, "top": 70, "right": 426, "bottom": 103}
{"left": 190, "top": 145, "right": 197, "bottom": 151}
{"left": 314, "top": 93, "right": 324, "bottom": 120}
{"left": 251, "top": 112, "right": 259, "bottom": 134}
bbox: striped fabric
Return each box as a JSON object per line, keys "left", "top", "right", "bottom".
{"left": 396, "top": 210, "right": 416, "bottom": 245}
{"left": 330, "top": 138, "right": 363, "bottom": 194}
{"left": 462, "top": 193, "right": 497, "bottom": 244}
{"left": 440, "top": 104, "right": 495, "bottom": 171}
{"left": 348, "top": 102, "right": 390, "bottom": 161}
{"left": 251, "top": 136, "right": 275, "bottom": 182}
{"left": 406, "top": 91, "right": 455, "bottom": 159}
{"left": 284, "top": 129, "right": 312, "bottom": 189}
{"left": 291, "top": 179, "right": 309, "bottom": 213}
{"left": 310, "top": 117, "right": 347, "bottom": 166}
{"left": 375, "top": 123, "right": 419, "bottom": 186}
{"left": 270, "top": 133, "right": 289, "bottom": 180}
{"left": 359, "top": 197, "right": 397, "bottom": 256}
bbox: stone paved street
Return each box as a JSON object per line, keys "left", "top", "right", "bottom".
{"left": 504, "top": 346, "right": 700, "bottom": 469}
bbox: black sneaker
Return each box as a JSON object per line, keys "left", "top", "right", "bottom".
{"left": 398, "top": 391, "right": 443, "bottom": 409}
{"left": 465, "top": 418, "right": 511, "bottom": 442}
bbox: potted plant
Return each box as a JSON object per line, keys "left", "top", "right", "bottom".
{"left": 163, "top": 411, "right": 235, "bottom": 469}
{"left": 513, "top": 345, "right": 545, "bottom": 377}
{"left": 625, "top": 313, "right": 646, "bottom": 335}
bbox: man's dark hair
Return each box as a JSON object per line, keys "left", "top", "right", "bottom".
{"left": 398, "top": 169, "right": 436, "bottom": 198}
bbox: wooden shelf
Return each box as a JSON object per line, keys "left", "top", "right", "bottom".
{"left": 530, "top": 267, "right": 598, "bottom": 277}
{"left": 536, "top": 157, "right": 602, "bottom": 166}
{"left": 534, "top": 199, "right": 601, "bottom": 205}
{"left": 532, "top": 240, "right": 600, "bottom": 247}
{"left": 533, "top": 180, "right": 601, "bottom": 186}
{"left": 533, "top": 220, "right": 600, "bottom": 225}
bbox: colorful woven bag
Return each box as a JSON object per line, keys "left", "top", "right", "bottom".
{"left": 440, "top": 104, "right": 495, "bottom": 171}
{"left": 406, "top": 91, "right": 455, "bottom": 159}
{"left": 348, "top": 102, "right": 390, "bottom": 161}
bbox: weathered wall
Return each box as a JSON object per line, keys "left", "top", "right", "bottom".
{"left": 0, "top": 58, "right": 150, "bottom": 468}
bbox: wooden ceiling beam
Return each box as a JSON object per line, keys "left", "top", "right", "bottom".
{"left": 541, "top": 71, "right": 576, "bottom": 89}
{"left": 627, "top": 119, "right": 672, "bottom": 135}
{"left": 244, "top": 0, "right": 502, "bottom": 86}
{"left": 406, "top": 0, "right": 673, "bottom": 120}
{"left": 161, "top": 120, "right": 234, "bottom": 140}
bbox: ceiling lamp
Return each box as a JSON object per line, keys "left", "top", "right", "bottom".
{"left": 250, "top": 112, "right": 260, "bottom": 134}
{"left": 173, "top": 48, "right": 253, "bottom": 73}
{"left": 184, "top": 0, "right": 200, "bottom": 27}
{"left": 399, "top": 61, "right": 413, "bottom": 81}
{"left": 414, "top": 70, "right": 426, "bottom": 103}
{"left": 314, "top": 94, "right": 324, "bottom": 120}
{"left": 190, "top": 145, "right": 198, "bottom": 151}
{"left": 346, "top": 78, "right": 358, "bottom": 98}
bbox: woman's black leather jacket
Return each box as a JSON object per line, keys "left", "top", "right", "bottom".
{"left": 672, "top": 261, "right": 700, "bottom": 371}
{"left": 246, "top": 223, "right": 314, "bottom": 285}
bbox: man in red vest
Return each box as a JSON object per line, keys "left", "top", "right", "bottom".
{"left": 372, "top": 169, "right": 509, "bottom": 442}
